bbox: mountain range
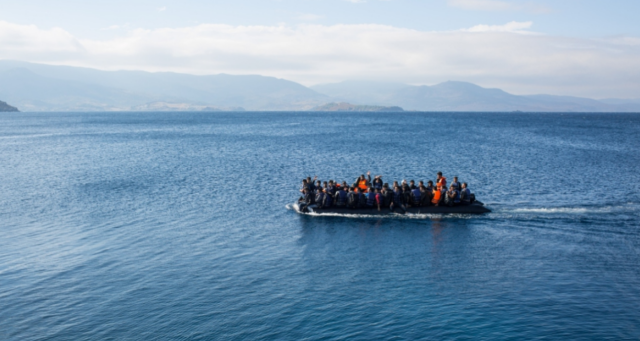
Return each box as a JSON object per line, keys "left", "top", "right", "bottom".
{"left": 1, "top": 60, "right": 638, "bottom": 112}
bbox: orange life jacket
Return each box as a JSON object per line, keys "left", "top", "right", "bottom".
{"left": 437, "top": 177, "right": 447, "bottom": 188}
{"left": 358, "top": 179, "right": 368, "bottom": 191}
{"left": 432, "top": 188, "right": 442, "bottom": 203}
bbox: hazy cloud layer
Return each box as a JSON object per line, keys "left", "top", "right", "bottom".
{"left": 1, "top": 20, "right": 639, "bottom": 98}
{"left": 447, "top": 0, "right": 551, "bottom": 13}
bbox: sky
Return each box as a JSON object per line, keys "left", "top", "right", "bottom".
{"left": 1, "top": 0, "right": 639, "bottom": 98}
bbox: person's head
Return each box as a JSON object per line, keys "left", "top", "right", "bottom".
{"left": 393, "top": 181, "right": 399, "bottom": 186}
{"left": 317, "top": 186, "right": 323, "bottom": 192}
{"left": 450, "top": 185, "right": 455, "bottom": 190}
{"left": 342, "top": 181, "right": 348, "bottom": 187}
{"left": 454, "top": 176, "right": 458, "bottom": 182}
{"left": 329, "top": 180, "right": 334, "bottom": 185}
{"left": 428, "top": 180, "right": 433, "bottom": 186}
{"left": 302, "top": 179, "right": 307, "bottom": 184}
{"left": 410, "top": 180, "right": 415, "bottom": 185}
{"left": 360, "top": 174, "right": 365, "bottom": 180}
{"left": 437, "top": 172, "right": 443, "bottom": 178}
{"left": 306, "top": 176, "right": 312, "bottom": 182}
{"left": 323, "top": 181, "right": 327, "bottom": 186}
{"left": 302, "top": 188, "right": 308, "bottom": 194}
{"left": 316, "top": 180, "right": 321, "bottom": 185}
{"left": 462, "top": 182, "right": 467, "bottom": 189}
{"left": 419, "top": 180, "right": 424, "bottom": 186}
{"left": 383, "top": 183, "right": 389, "bottom": 188}
{"left": 394, "top": 186, "right": 400, "bottom": 191}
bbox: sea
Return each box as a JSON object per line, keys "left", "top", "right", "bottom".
{"left": 1, "top": 111, "right": 639, "bottom": 340}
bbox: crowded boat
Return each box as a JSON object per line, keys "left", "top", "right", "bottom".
{"left": 295, "top": 171, "right": 490, "bottom": 215}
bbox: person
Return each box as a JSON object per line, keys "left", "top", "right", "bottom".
{"left": 366, "top": 186, "right": 377, "bottom": 209}
{"left": 436, "top": 172, "right": 447, "bottom": 188}
{"left": 425, "top": 180, "right": 434, "bottom": 193}
{"left": 322, "top": 188, "right": 334, "bottom": 208}
{"left": 409, "top": 180, "right": 417, "bottom": 190}
{"left": 375, "top": 188, "right": 383, "bottom": 211}
{"left": 459, "top": 182, "right": 471, "bottom": 205}
{"left": 358, "top": 188, "right": 368, "bottom": 209}
{"left": 401, "top": 181, "right": 411, "bottom": 206}
{"left": 307, "top": 176, "right": 317, "bottom": 192}
{"left": 315, "top": 180, "right": 322, "bottom": 192}
{"left": 315, "top": 188, "right": 325, "bottom": 209}
{"left": 411, "top": 184, "right": 422, "bottom": 207}
{"left": 334, "top": 185, "right": 348, "bottom": 207}
{"left": 390, "top": 185, "right": 407, "bottom": 213}
{"left": 445, "top": 185, "right": 460, "bottom": 207}
{"left": 372, "top": 176, "right": 383, "bottom": 191}
{"left": 300, "top": 179, "right": 310, "bottom": 193}
{"left": 341, "top": 181, "right": 348, "bottom": 189}
{"left": 299, "top": 188, "right": 312, "bottom": 211}
{"left": 432, "top": 184, "right": 444, "bottom": 206}
{"left": 419, "top": 181, "right": 431, "bottom": 207}
{"left": 382, "top": 183, "right": 393, "bottom": 208}
{"left": 355, "top": 172, "right": 372, "bottom": 192}
{"left": 347, "top": 187, "right": 359, "bottom": 209}
{"left": 326, "top": 180, "right": 336, "bottom": 196}
{"left": 451, "top": 177, "right": 461, "bottom": 191}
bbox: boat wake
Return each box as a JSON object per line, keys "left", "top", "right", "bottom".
{"left": 494, "top": 202, "right": 640, "bottom": 215}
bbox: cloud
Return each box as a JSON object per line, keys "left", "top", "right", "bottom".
{"left": 465, "top": 21, "right": 534, "bottom": 33}
{"left": 0, "top": 20, "right": 83, "bottom": 55}
{"left": 1, "top": 20, "right": 639, "bottom": 98}
{"left": 448, "top": 0, "right": 513, "bottom": 11}
{"left": 448, "top": 0, "right": 551, "bottom": 13}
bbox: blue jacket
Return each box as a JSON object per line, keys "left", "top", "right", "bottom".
{"left": 411, "top": 188, "right": 421, "bottom": 205}
{"left": 372, "top": 179, "right": 383, "bottom": 190}
{"left": 393, "top": 190, "right": 404, "bottom": 205}
{"left": 367, "top": 192, "right": 377, "bottom": 206}
{"left": 358, "top": 193, "right": 368, "bottom": 207}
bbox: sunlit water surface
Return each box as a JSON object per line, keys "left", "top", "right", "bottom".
{"left": 1, "top": 112, "right": 639, "bottom": 340}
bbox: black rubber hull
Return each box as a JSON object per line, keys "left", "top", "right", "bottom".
{"left": 295, "top": 202, "right": 490, "bottom": 215}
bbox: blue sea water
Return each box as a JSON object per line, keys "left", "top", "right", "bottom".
{"left": 1, "top": 111, "right": 639, "bottom": 340}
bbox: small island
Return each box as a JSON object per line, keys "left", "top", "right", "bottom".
{"left": 312, "top": 102, "right": 404, "bottom": 112}
{"left": 0, "top": 100, "right": 19, "bottom": 112}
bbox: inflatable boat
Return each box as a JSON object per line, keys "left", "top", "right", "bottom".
{"left": 294, "top": 201, "right": 491, "bottom": 215}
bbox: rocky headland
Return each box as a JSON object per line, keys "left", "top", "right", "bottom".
{"left": 0, "top": 100, "right": 19, "bottom": 112}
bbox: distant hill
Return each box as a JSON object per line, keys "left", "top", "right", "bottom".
{"left": 312, "top": 81, "right": 640, "bottom": 112}
{"left": 312, "top": 102, "right": 404, "bottom": 112}
{"left": 0, "top": 100, "right": 19, "bottom": 112}
{"left": 0, "top": 61, "right": 328, "bottom": 111}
